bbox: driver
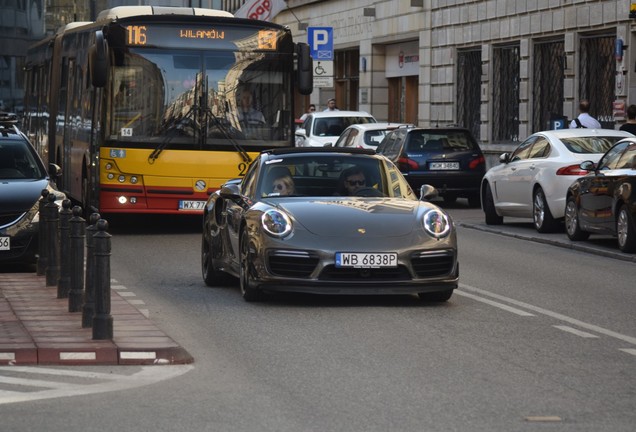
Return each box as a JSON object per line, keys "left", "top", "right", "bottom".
{"left": 336, "top": 166, "right": 367, "bottom": 196}
{"left": 237, "top": 87, "right": 266, "bottom": 125}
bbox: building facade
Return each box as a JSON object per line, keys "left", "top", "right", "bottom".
{"left": 267, "top": 0, "right": 635, "bottom": 159}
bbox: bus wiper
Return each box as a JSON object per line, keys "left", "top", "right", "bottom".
{"left": 203, "top": 108, "right": 251, "bottom": 163}
{"left": 148, "top": 105, "right": 198, "bottom": 164}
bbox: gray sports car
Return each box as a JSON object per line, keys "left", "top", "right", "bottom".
{"left": 201, "top": 147, "right": 458, "bottom": 302}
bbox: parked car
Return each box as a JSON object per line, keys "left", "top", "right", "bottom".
{"left": 295, "top": 111, "right": 377, "bottom": 147}
{"left": 481, "top": 129, "right": 632, "bottom": 233}
{"left": 564, "top": 137, "right": 636, "bottom": 252}
{"left": 332, "top": 122, "right": 413, "bottom": 150}
{"left": 0, "top": 114, "right": 64, "bottom": 266}
{"left": 201, "top": 147, "right": 458, "bottom": 302}
{"left": 376, "top": 126, "right": 485, "bottom": 206}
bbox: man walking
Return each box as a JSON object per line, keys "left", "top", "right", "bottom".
{"left": 569, "top": 100, "right": 601, "bottom": 129}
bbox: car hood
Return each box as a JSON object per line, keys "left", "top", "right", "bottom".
{"left": 0, "top": 179, "right": 49, "bottom": 213}
{"left": 271, "top": 198, "right": 427, "bottom": 237}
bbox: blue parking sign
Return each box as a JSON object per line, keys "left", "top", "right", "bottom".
{"left": 308, "top": 27, "right": 333, "bottom": 61}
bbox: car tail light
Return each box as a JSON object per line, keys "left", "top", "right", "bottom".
{"left": 469, "top": 155, "right": 485, "bottom": 170}
{"left": 556, "top": 164, "right": 588, "bottom": 176}
{"left": 398, "top": 156, "right": 419, "bottom": 171}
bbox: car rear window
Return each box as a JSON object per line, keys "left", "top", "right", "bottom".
{"left": 363, "top": 130, "right": 388, "bottom": 147}
{"left": 313, "top": 117, "right": 376, "bottom": 137}
{"left": 405, "top": 130, "right": 478, "bottom": 153}
{"left": 561, "top": 136, "right": 625, "bottom": 154}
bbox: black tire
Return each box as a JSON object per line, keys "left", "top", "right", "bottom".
{"left": 201, "top": 235, "right": 235, "bottom": 287}
{"left": 239, "top": 229, "right": 262, "bottom": 302}
{"left": 418, "top": 289, "right": 453, "bottom": 302}
{"left": 533, "top": 187, "right": 559, "bottom": 233}
{"left": 617, "top": 204, "right": 636, "bottom": 253}
{"left": 483, "top": 183, "right": 503, "bottom": 225}
{"left": 564, "top": 196, "right": 589, "bottom": 241}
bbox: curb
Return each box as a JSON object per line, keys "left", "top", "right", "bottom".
{"left": 457, "top": 222, "right": 636, "bottom": 263}
{"left": 0, "top": 273, "right": 194, "bottom": 366}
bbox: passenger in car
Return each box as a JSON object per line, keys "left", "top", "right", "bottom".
{"left": 335, "top": 166, "right": 367, "bottom": 196}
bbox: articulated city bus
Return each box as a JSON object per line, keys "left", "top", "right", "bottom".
{"left": 23, "top": 6, "right": 312, "bottom": 215}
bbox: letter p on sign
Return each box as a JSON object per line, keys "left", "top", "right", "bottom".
{"left": 308, "top": 27, "right": 333, "bottom": 61}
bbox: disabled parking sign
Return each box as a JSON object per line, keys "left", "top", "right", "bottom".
{"left": 308, "top": 27, "right": 333, "bottom": 61}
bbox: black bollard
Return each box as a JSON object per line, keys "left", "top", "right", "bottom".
{"left": 93, "top": 219, "right": 113, "bottom": 340}
{"left": 36, "top": 189, "right": 49, "bottom": 276}
{"left": 68, "top": 206, "right": 85, "bottom": 312}
{"left": 82, "top": 212, "right": 100, "bottom": 328}
{"left": 57, "top": 199, "right": 73, "bottom": 298}
{"left": 45, "top": 193, "right": 60, "bottom": 287}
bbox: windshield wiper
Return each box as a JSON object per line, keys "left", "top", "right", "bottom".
{"left": 203, "top": 108, "right": 251, "bottom": 163}
{"left": 148, "top": 104, "right": 198, "bottom": 164}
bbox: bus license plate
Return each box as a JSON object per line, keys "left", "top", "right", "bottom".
{"left": 335, "top": 252, "right": 397, "bottom": 268}
{"left": 429, "top": 162, "right": 459, "bottom": 170}
{"left": 178, "top": 200, "right": 206, "bottom": 211}
{"left": 0, "top": 236, "right": 10, "bottom": 251}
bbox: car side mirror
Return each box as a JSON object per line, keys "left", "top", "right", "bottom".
{"left": 499, "top": 153, "right": 510, "bottom": 163}
{"left": 48, "top": 163, "right": 62, "bottom": 179}
{"left": 295, "top": 128, "right": 307, "bottom": 137}
{"left": 419, "top": 184, "right": 439, "bottom": 201}
{"left": 220, "top": 183, "right": 240, "bottom": 199}
{"left": 580, "top": 160, "right": 596, "bottom": 171}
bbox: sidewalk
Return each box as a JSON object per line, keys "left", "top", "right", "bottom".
{"left": 0, "top": 272, "right": 193, "bottom": 366}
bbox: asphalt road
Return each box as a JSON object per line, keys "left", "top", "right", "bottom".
{"left": 0, "top": 203, "right": 634, "bottom": 431}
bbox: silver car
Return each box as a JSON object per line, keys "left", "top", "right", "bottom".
{"left": 201, "top": 147, "right": 458, "bottom": 302}
{"left": 481, "top": 128, "right": 633, "bottom": 233}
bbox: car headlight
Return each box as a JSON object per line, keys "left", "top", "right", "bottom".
{"left": 422, "top": 209, "right": 451, "bottom": 238}
{"left": 261, "top": 209, "right": 292, "bottom": 237}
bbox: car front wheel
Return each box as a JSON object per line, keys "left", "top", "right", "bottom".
{"left": 533, "top": 187, "right": 559, "bottom": 233}
{"left": 564, "top": 196, "right": 589, "bottom": 241}
{"left": 202, "top": 235, "right": 235, "bottom": 287}
{"left": 239, "top": 229, "right": 262, "bottom": 302}
{"left": 617, "top": 204, "right": 636, "bottom": 253}
{"left": 483, "top": 183, "right": 503, "bottom": 225}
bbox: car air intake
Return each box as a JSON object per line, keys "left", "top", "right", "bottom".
{"left": 410, "top": 250, "right": 455, "bottom": 278}
{"left": 268, "top": 250, "right": 319, "bottom": 278}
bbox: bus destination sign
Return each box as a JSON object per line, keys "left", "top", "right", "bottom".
{"left": 125, "top": 25, "right": 278, "bottom": 50}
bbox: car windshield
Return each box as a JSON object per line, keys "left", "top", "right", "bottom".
{"left": 406, "top": 130, "right": 477, "bottom": 152}
{"left": 560, "top": 136, "right": 625, "bottom": 154}
{"left": 258, "top": 154, "right": 413, "bottom": 199}
{"left": 0, "top": 141, "right": 46, "bottom": 180}
{"left": 312, "top": 117, "right": 376, "bottom": 137}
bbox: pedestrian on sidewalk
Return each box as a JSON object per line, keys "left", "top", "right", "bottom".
{"left": 569, "top": 99, "right": 601, "bottom": 129}
{"left": 620, "top": 104, "right": 636, "bottom": 135}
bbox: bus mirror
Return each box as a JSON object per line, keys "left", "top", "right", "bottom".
{"left": 90, "top": 30, "right": 109, "bottom": 88}
{"left": 296, "top": 43, "right": 313, "bottom": 95}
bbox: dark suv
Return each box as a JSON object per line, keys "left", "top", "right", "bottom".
{"left": 376, "top": 126, "right": 486, "bottom": 206}
{"left": 0, "top": 113, "right": 63, "bottom": 266}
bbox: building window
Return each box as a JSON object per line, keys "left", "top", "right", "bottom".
{"left": 492, "top": 44, "right": 520, "bottom": 142}
{"left": 533, "top": 40, "right": 565, "bottom": 133}
{"left": 457, "top": 49, "right": 481, "bottom": 140}
{"left": 334, "top": 50, "right": 359, "bottom": 110}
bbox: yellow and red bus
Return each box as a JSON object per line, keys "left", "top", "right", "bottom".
{"left": 23, "top": 6, "right": 312, "bottom": 215}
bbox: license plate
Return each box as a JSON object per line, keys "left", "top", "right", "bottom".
{"left": 429, "top": 162, "right": 459, "bottom": 170}
{"left": 178, "top": 200, "right": 206, "bottom": 211}
{"left": 0, "top": 236, "right": 9, "bottom": 251}
{"left": 335, "top": 252, "right": 398, "bottom": 268}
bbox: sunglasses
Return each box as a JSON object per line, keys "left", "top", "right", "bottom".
{"left": 346, "top": 179, "right": 365, "bottom": 186}
{"left": 273, "top": 183, "right": 286, "bottom": 191}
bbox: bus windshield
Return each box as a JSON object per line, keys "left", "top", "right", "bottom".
{"left": 108, "top": 47, "right": 292, "bottom": 146}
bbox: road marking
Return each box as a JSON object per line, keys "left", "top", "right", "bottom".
{"left": 553, "top": 325, "right": 599, "bottom": 338}
{"left": 0, "top": 365, "right": 193, "bottom": 405}
{"left": 619, "top": 349, "right": 636, "bottom": 356}
{"left": 460, "top": 283, "right": 636, "bottom": 346}
{"left": 455, "top": 290, "right": 535, "bottom": 316}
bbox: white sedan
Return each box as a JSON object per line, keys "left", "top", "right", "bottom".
{"left": 481, "top": 128, "right": 634, "bottom": 232}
